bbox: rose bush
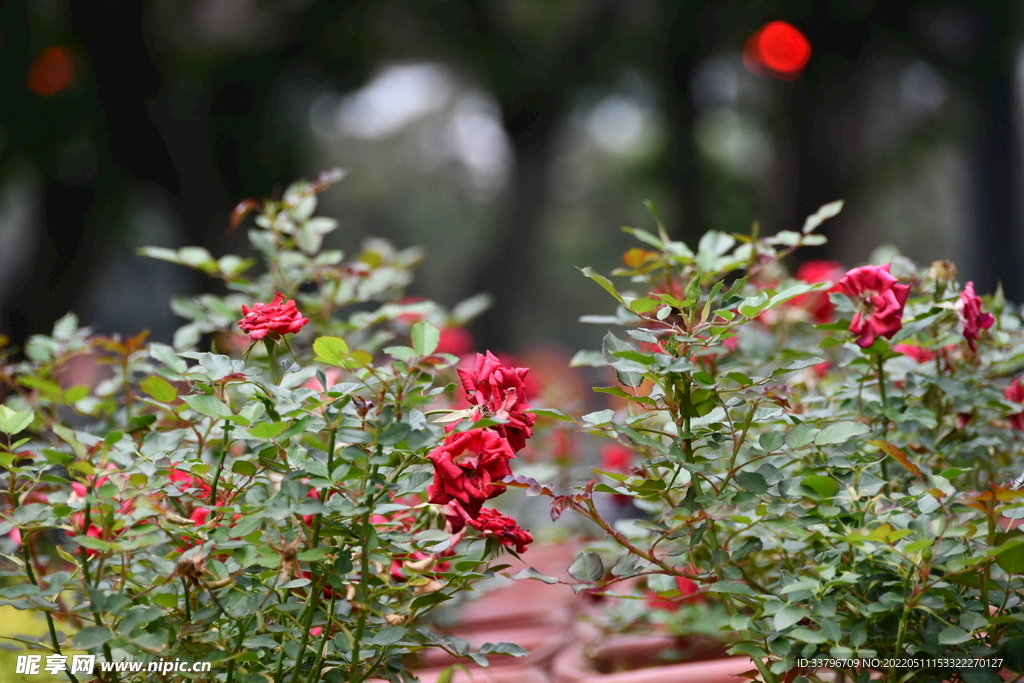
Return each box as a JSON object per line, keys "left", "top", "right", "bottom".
{"left": 507, "top": 201, "right": 1024, "bottom": 683}
{"left": 0, "top": 171, "right": 543, "bottom": 683}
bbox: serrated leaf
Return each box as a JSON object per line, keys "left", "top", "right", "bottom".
{"left": 581, "top": 267, "right": 624, "bottom": 304}
{"left": 313, "top": 337, "right": 350, "bottom": 367}
{"left": 774, "top": 605, "right": 809, "bottom": 631}
{"left": 706, "top": 581, "right": 756, "bottom": 597}
{"left": 568, "top": 551, "right": 604, "bottom": 583}
{"left": 759, "top": 432, "right": 784, "bottom": 452}
{"left": 140, "top": 376, "right": 178, "bottom": 403}
{"left": 0, "top": 406, "right": 33, "bottom": 435}
{"left": 508, "top": 568, "right": 560, "bottom": 584}
{"left": 183, "top": 394, "right": 234, "bottom": 419}
{"left": 938, "top": 625, "right": 972, "bottom": 645}
{"left": 74, "top": 626, "right": 114, "bottom": 650}
{"left": 801, "top": 475, "right": 839, "bottom": 499}
{"left": 802, "top": 199, "right": 844, "bottom": 234}
{"left": 411, "top": 321, "right": 440, "bottom": 356}
{"left": 814, "top": 421, "right": 869, "bottom": 446}
{"left": 479, "top": 642, "right": 529, "bottom": 657}
{"left": 735, "top": 471, "right": 767, "bottom": 494}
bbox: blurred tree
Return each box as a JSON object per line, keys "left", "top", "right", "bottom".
{"left": 1, "top": 0, "right": 1020, "bottom": 353}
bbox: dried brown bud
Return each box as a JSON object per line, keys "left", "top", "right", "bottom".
{"left": 403, "top": 557, "right": 438, "bottom": 573}
{"left": 928, "top": 260, "right": 957, "bottom": 284}
{"left": 413, "top": 579, "right": 444, "bottom": 595}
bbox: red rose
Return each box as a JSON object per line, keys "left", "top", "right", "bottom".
{"left": 458, "top": 352, "right": 536, "bottom": 452}
{"left": 437, "top": 327, "right": 474, "bottom": 356}
{"left": 646, "top": 575, "right": 702, "bottom": 610}
{"left": 1005, "top": 378, "right": 1024, "bottom": 431}
{"left": 957, "top": 281, "right": 994, "bottom": 351}
{"left": 837, "top": 264, "right": 910, "bottom": 348}
{"left": 168, "top": 468, "right": 212, "bottom": 501}
{"left": 792, "top": 260, "right": 845, "bottom": 323}
{"left": 238, "top": 292, "right": 309, "bottom": 341}
{"left": 468, "top": 507, "right": 533, "bottom": 553}
{"left": 893, "top": 343, "right": 936, "bottom": 364}
{"left": 427, "top": 429, "right": 516, "bottom": 518}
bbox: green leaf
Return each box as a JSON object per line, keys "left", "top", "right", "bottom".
{"left": 581, "top": 267, "right": 625, "bottom": 304}
{"left": 603, "top": 332, "right": 643, "bottom": 388}
{"left": 774, "top": 605, "right": 809, "bottom": 631}
{"left": 479, "top": 642, "right": 529, "bottom": 657}
{"left": 140, "top": 376, "right": 178, "bottom": 403}
{"left": 74, "top": 626, "right": 114, "bottom": 650}
{"left": 247, "top": 422, "right": 288, "bottom": 440}
{"left": 995, "top": 533, "right": 1024, "bottom": 574}
{"left": 371, "top": 626, "right": 407, "bottom": 646}
{"left": 183, "top": 395, "right": 234, "bottom": 420}
{"left": 759, "top": 432, "right": 784, "bottom": 452}
{"left": 384, "top": 346, "right": 417, "bottom": 363}
{"left": 508, "top": 568, "right": 560, "bottom": 584}
{"left": 411, "top": 321, "right": 440, "bottom": 356}
{"left": 938, "top": 626, "right": 972, "bottom": 645}
{"left": 629, "top": 297, "right": 660, "bottom": 314}
{"left": 735, "top": 471, "right": 767, "bottom": 494}
{"left": 790, "top": 628, "right": 826, "bottom": 644}
{"left": 568, "top": 551, "right": 604, "bottom": 583}
{"left": 313, "top": 336, "right": 350, "bottom": 367}
{"left": 0, "top": 406, "right": 33, "bottom": 435}
{"left": 706, "top": 581, "right": 756, "bottom": 597}
{"left": 801, "top": 475, "right": 839, "bottom": 499}
{"left": 785, "top": 423, "right": 817, "bottom": 449}
{"left": 802, "top": 199, "right": 844, "bottom": 234}
{"left": 814, "top": 421, "right": 869, "bottom": 446}
{"left": 232, "top": 461, "right": 257, "bottom": 477}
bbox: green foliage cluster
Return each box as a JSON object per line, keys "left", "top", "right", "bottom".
{"left": 542, "top": 202, "right": 1024, "bottom": 683}
{"left": 0, "top": 171, "right": 528, "bottom": 683}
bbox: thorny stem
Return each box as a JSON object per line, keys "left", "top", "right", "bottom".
{"left": 210, "top": 420, "right": 231, "bottom": 515}
{"left": 288, "top": 573, "right": 327, "bottom": 683}
{"left": 305, "top": 592, "right": 337, "bottom": 683}
{"left": 310, "top": 426, "right": 338, "bottom": 549}
{"left": 20, "top": 534, "right": 80, "bottom": 683}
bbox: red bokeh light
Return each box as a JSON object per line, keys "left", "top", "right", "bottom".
{"left": 743, "top": 21, "right": 811, "bottom": 79}
{"left": 27, "top": 46, "right": 75, "bottom": 96}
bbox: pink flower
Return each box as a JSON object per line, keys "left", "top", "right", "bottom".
{"left": 792, "top": 260, "right": 845, "bottom": 323}
{"left": 458, "top": 352, "right": 536, "bottom": 452}
{"left": 468, "top": 508, "right": 533, "bottom": 553}
{"left": 427, "top": 429, "right": 516, "bottom": 519}
{"left": 957, "top": 281, "right": 994, "bottom": 351}
{"left": 238, "top": 292, "right": 309, "bottom": 341}
{"left": 893, "top": 343, "right": 936, "bottom": 364}
{"left": 837, "top": 264, "right": 910, "bottom": 348}
{"left": 1006, "top": 378, "right": 1024, "bottom": 431}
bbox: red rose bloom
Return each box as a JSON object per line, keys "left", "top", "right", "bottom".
{"left": 238, "top": 292, "right": 309, "bottom": 341}
{"left": 837, "top": 264, "right": 910, "bottom": 348}
{"left": 427, "top": 429, "right": 516, "bottom": 518}
{"left": 1005, "top": 378, "right": 1024, "bottom": 431}
{"left": 458, "top": 351, "right": 536, "bottom": 452}
{"left": 646, "top": 575, "right": 702, "bottom": 610}
{"left": 957, "top": 281, "right": 994, "bottom": 351}
{"left": 437, "top": 327, "right": 474, "bottom": 356}
{"left": 600, "top": 444, "right": 633, "bottom": 473}
{"left": 468, "top": 507, "right": 533, "bottom": 553}
{"left": 893, "top": 343, "right": 936, "bottom": 364}
{"left": 792, "top": 260, "right": 845, "bottom": 323}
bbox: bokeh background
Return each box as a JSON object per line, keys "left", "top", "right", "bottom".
{"left": 1, "top": 0, "right": 1021, "bottom": 357}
